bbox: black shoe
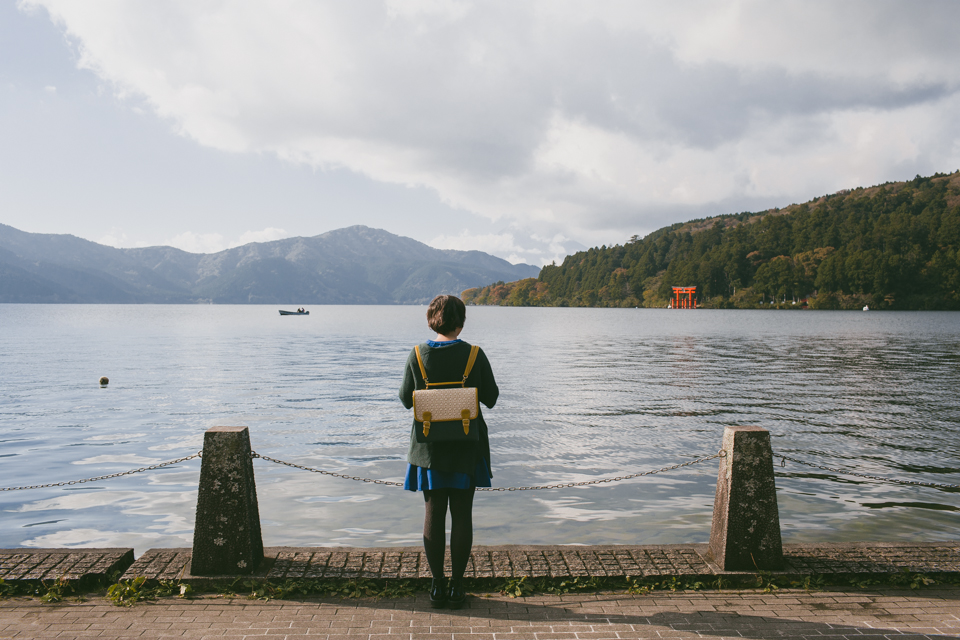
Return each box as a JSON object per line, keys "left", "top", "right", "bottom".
{"left": 447, "top": 579, "right": 466, "bottom": 609}
{"left": 429, "top": 578, "right": 447, "bottom": 609}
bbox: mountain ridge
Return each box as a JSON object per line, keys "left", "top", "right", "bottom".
{"left": 0, "top": 224, "right": 540, "bottom": 304}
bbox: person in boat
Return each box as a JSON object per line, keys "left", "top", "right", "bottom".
{"left": 398, "top": 294, "right": 498, "bottom": 609}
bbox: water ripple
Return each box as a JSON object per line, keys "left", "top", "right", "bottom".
{"left": 1, "top": 305, "right": 958, "bottom": 554}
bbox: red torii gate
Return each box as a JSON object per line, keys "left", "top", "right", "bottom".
{"left": 671, "top": 286, "right": 697, "bottom": 309}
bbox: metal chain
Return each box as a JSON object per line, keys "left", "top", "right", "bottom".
{"left": 0, "top": 453, "right": 202, "bottom": 492}
{"left": 477, "top": 451, "right": 724, "bottom": 491}
{"left": 252, "top": 453, "right": 405, "bottom": 486}
{"left": 253, "top": 451, "right": 724, "bottom": 490}
{"left": 7, "top": 446, "right": 958, "bottom": 494}
{"left": 776, "top": 454, "right": 960, "bottom": 490}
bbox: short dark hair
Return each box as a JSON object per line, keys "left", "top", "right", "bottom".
{"left": 427, "top": 295, "right": 466, "bottom": 335}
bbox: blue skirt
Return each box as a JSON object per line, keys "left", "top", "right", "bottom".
{"left": 403, "top": 458, "right": 491, "bottom": 491}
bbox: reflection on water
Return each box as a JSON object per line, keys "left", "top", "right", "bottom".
{"left": 1, "top": 305, "right": 958, "bottom": 554}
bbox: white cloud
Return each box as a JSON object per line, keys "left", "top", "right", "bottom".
{"left": 98, "top": 229, "right": 149, "bottom": 248}
{"left": 384, "top": 0, "right": 471, "bottom": 22}
{"left": 166, "top": 231, "right": 228, "bottom": 254}
{"left": 430, "top": 228, "right": 580, "bottom": 266}
{"left": 23, "top": 0, "right": 960, "bottom": 248}
{"left": 101, "top": 226, "right": 291, "bottom": 254}
{"left": 236, "top": 226, "right": 288, "bottom": 245}
{"left": 164, "top": 227, "right": 290, "bottom": 253}
{"left": 430, "top": 231, "right": 524, "bottom": 257}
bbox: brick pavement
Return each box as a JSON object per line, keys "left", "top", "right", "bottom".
{"left": 0, "top": 549, "right": 133, "bottom": 585}
{"left": 5, "top": 543, "right": 960, "bottom": 587}
{"left": 123, "top": 543, "right": 960, "bottom": 585}
{"left": 2, "top": 586, "right": 960, "bottom": 639}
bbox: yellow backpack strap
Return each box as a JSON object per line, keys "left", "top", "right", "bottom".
{"left": 414, "top": 345, "right": 429, "bottom": 387}
{"left": 461, "top": 345, "right": 480, "bottom": 386}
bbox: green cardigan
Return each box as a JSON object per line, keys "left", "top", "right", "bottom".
{"left": 399, "top": 341, "right": 499, "bottom": 476}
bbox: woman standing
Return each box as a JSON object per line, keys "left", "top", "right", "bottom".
{"left": 399, "top": 295, "right": 499, "bottom": 609}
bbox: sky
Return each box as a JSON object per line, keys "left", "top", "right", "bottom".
{"left": 3, "top": 1, "right": 960, "bottom": 266}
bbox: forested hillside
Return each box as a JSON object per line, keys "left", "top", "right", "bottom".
{"left": 463, "top": 171, "right": 960, "bottom": 310}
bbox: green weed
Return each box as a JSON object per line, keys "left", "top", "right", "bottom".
{"left": 625, "top": 576, "right": 653, "bottom": 594}
{"left": 107, "top": 577, "right": 151, "bottom": 607}
{"left": 242, "top": 577, "right": 419, "bottom": 601}
{"left": 792, "top": 574, "right": 826, "bottom": 590}
{"left": 910, "top": 574, "right": 937, "bottom": 589}
{"left": 500, "top": 576, "right": 535, "bottom": 598}
{"left": 39, "top": 577, "right": 74, "bottom": 603}
{"left": 16, "top": 566, "right": 947, "bottom": 607}
{"left": 754, "top": 570, "right": 779, "bottom": 593}
{"left": 662, "top": 576, "right": 682, "bottom": 592}
{"left": 539, "top": 576, "right": 604, "bottom": 594}
{"left": 887, "top": 569, "right": 938, "bottom": 590}
{"left": 106, "top": 575, "right": 194, "bottom": 606}
{"left": 377, "top": 579, "right": 418, "bottom": 598}
{"left": 849, "top": 576, "right": 879, "bottom": 589}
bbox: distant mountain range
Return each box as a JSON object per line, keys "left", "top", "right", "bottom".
{"left": 0, "top": 224, "right": 540, "bottom": 304}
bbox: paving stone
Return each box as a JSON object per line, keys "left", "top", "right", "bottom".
{"left": 3, "top": 542, "right": 956, "bottom": 592}
{"left": 0, "top": 549, "right": 134, "bottom": 585}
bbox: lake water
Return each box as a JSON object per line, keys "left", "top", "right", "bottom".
{"left": 1, "top": 305, "right": 959, "bottom": 555}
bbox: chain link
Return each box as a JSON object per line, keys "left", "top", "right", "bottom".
{"left": 11, "top": 448, "right": 954, "bottom": 494}
{"left": 0, "top": 449, "right": 722, "bottom": 493}
{"left": 776, "top": 454, "right": 960, "bottom": 490}
{"left": 253, "top": 451, "right": 724, "bottom": 490}
{"left": 476, "top": 451, "right": 723, "bottom": 491}
{"left": 11, "top": 450, "right": 960, "bottom": 491}
{"left": 8, "top": 446, "right": 956, "bottom": 494}
{"left": 252, "top": 453, "right": 405, "bottom": 486}
{"left": 0, "top": 453, "right": 202, "bottom": 492}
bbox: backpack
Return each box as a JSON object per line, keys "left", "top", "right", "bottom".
{"left": 411, "top": 344, "right": 480, "bottom": 443}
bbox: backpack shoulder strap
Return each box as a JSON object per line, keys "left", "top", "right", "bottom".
{"left": 461, "top": 345, "right": 480, "bottom": 386}
{"left": 414, "top": 345, "right": 429, "bottom": 387}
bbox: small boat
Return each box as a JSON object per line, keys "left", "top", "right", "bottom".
{"left": 279, "top": 309, "right": 309, "bottom": 316}
{"left": 863, "top": 305, "right": 869, "bottom": 311}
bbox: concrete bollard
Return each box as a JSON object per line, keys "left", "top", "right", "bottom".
{"left": 190, "top": 426, "right": 264, "bottom": 575}
{"left": 708, "top": 426, "right": 784, "bottom": 571}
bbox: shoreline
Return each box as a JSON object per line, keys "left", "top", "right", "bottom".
{"left": 4, "top": 542, "right": 959, "bottom": 591}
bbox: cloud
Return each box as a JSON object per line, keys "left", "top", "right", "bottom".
{"left": 165, "top": 231, "right": 228, "bottom": 254}
{"left": 98, "top": 228, "right": 150, "bottom": 248}
{"left": 165, "top": 227, "right": 290, "bottom": 253}
{"left": 24, "top": 0, "right": 960, "bottom": 248}
{"left": 236, "top": 226, "right": 289, "bottom": 245}
{"left": 430, "top": 228, "right": 583, "bottom": 266}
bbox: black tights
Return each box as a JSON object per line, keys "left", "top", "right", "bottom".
{"left": 422, "top": 488, "right": 475, "bottom": 581}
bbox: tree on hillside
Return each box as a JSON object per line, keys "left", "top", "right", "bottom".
{"left": 465, "top": 171, "right": 960, "bottom": 310}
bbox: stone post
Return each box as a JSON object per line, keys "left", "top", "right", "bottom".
{"left": 708, "top": 426, "right": 783, "bottom": 571}
{"left": 190, "top": 426, "right": 264, "bottom": 575}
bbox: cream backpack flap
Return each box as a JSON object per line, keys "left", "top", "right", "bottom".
{"left": 412, "top": 344, "right": 480, "bottom": 443}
